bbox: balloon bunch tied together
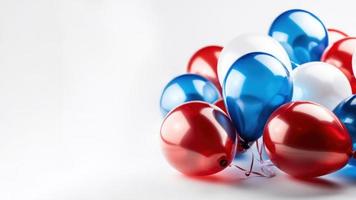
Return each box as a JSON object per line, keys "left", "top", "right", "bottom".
{"left": 159, "top": 9, "right": 356, "bottom": 179}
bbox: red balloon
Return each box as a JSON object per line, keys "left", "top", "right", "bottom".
{"left": 322, "top": 37, "right": 356, "bottom": 93}
{"left": 327, "top": 28, "right": 348, "bottom": 45}
{"left": 263, "top": 101, "right": 352, "bottom": 178}
{"left": 351, "top": 78, "right": 356, "bottom": 93}
{"left": 160, "top": 101, "right": 237, "bottom": 176}
{"left": 187, "top": 46, "right": 223, "bottom": 94}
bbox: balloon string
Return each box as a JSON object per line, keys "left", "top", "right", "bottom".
{"left": 245, "top": 153, "right": 254, "bottom": 176}
{"left": 232, "top": 152, "right": 275, "bottom": 178}
{"left": 255, "top": 139, "right": 263, "bottom": 162}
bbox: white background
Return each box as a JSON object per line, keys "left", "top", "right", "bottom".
{"left": 0, "top": 0, "right": 356, "bottom": 199}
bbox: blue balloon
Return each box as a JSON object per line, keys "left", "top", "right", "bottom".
{"left": 333, "top": 95, "right": 356, "bottom": 166}
{"left": 269, "top": 9, "right": 328, "bottom": 65}
{"left": 160, "top": 74, "right": 220, "bottom": 116}
{"left": 224, "top": 52, "right": 293, "bottom": 142}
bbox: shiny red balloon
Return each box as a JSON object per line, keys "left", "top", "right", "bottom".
{"left": 322, "top": 37, "right": 356, "bottom": 93}
{"left": 264, "top": 101, "right": 352, "bottom": 178}
{"left": 327, "top": 28, "right": 348, "bottom": 45}
{"left": 187, "top": 46, "right": 223, "bottom": 94}
{"left": 160, "top": 101, "right": 237, "bottom": 176}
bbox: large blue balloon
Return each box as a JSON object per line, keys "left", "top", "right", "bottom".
{"left": 223, "top": 52, "right": 293, "bottom": 142}
{"left": 333, "top": 95, "right": 356, "bottom": 166}
{"left": 160, "top": 74, "right": 220, "bottom": 116}
{"left": 269, "top": 9, "right": 328, "bottom": 66}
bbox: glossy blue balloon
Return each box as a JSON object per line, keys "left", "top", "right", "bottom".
{"left": 223, "top": 52, "right": 293, "bottom": 142}
{"left": 333, "top": 95, "right": 356, "bottom": 166}
{"left": 160, "top": 74, "right": 220, "bottom": 116}
{"left": 269, "top": 9, "right": 328, "bottom": 65}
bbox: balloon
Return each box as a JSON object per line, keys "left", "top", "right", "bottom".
{"left": 264, "top": 101, "right": 352, "bottom": 178}
{"left": 217, "top": 34, "right": 292, "bottom": 85}
{"left": 187, "top": 46, "right": 223, "bottom": 93}
{"left": 213, "top": 98, "right": 252, "bottom": 155}
{"left": 160, "top": 74, "right": 220, "bottom": 116}
{"left": 322, "top": 37, "right": 356, "bottom": 93}
{"left": 322, "top": 37, "right": 356, "bottom": 89}
{"left": 334, "top": 95, "right": 356, "bottom": 166}
{"left": 327, "top": 28, "right": 348, "bottom": 45}
{"left": 269, "top": 9, "right": 328, "bottom": 65}
{"left": 353, "top": 50, "right": 356, "bottom": 76}
{"left": 213, "top": 98, "right": 227, "bottom": 114}
{"left": 350, "top": 78, "right": 356, "bottom": 94}
{"left": 224, "top": 52, "right": 293, "bottom": 143}
{"left": 160, "top": 101, "right": 237, "bottom": 176}
{"left": 292, "top": 62, "right": 352, "bottom": 110}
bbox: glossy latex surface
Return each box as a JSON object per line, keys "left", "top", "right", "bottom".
{"left": 264, "top": 101, "right": 352, "bottom": 178}
{"left": 292, "top": 62, "right": 352, "bottom": 110}
{"left": 217, "top": 34, "right": 292, "bottom": 85}
{"left": 160, "top": 74, "right": 219, "bottom": 116}
{"left": 224, "top": 52, "right": 293, "bottom": 143}
{"left": 160, "top": 101, "right": 237, "bottom": 176}
{"left": 187, "top": 46, "right": 223, "bottom": 93}
{"left": 269, "top": 9, "right": 328, "bottom": 64}
{"left": 334, "top": 95, "right": 356, "bottom": 166}
{"left": 322, "top": 37, "right": 356, "bottom": 93}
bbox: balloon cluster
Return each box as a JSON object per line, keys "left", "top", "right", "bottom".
{"left": 159, "top": 9, "right": 356, "bottom": 178}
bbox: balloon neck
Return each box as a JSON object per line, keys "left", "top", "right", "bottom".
{"left": 237, "top": 138, "right": 253, "bottom": 153}
{"left": 219, "top": 157, "right": 228, "bottom": 168}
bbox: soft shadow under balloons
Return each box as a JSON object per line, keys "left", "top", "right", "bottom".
{"left": 181, "top": 168, "right": 245, "bottom": 186}
{"left": 181, "top": 167, "right": 345, "bottom": 198}
{"left": 290, "top": 176, "right": 342, "bottom": 189}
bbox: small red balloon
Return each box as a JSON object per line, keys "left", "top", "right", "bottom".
{"left": 264, "top": 101, "right": 352, "bottom": 178}
{"left": 160, "top": 101, "right": 237, "bottom": 176}
{"left": 187, "top": 46, "right": 223, "bottom": 94}
{"left": 327, "top": 28, "right": 348, "bottom": 45}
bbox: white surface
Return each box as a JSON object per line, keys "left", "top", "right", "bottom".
{"left": 0, "top": 0, "right": 356, "bottom": 199}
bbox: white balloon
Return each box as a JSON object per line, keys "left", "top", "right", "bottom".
{"left": 292, "top": 62, "right": 352, "bottom": 110}
{"left": 217, "top": 34, "right": 292, "bottom": 85}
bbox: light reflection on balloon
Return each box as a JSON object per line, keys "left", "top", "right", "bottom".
{"left": 292, "top": 62, "right": 352, "bottom": 110}
{"left": 187, "top": 46, "right": 223, "bottom": 93}
{"left": 160, "top": 101, "right": 237, "bottom": 176}
{"left": 224, "top": 52, "right": 293, "bottom": 143}
{"left": 269, "top": 9, "right": 328, "bottom": 64}
{"left": 217, "top": 34, "right": 292, "bottom": 85}
{"left": 160, "top": 74, "right": 220, "bottom": 116}
{"left": 264, "top": 101, "right": 352, "bottom": 178}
